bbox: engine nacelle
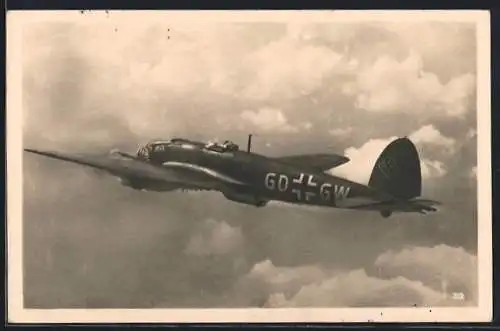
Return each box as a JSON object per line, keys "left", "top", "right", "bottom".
{"left": 118, "top": 177, "right": 179, "bottom": 192}
{"left": 119, "top": 177, "right": 143, "bottom": 190}
{"left": 222, "top": 191, "right": 268, "bottom": 207}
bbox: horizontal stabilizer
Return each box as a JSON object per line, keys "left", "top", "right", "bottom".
{"left": 275, "top": 153, "right": 349, "bottom": 172}
{"left": 339, "top": 196, "right": 441, "bottom": 214}
{"left": 332, "top": 196, "right": 382, "bottom": 209}
{"left": 410, "top": 198, "right": 442, "bottom": 206}
{"left": 408, "top": 198, "right": 441, "bottom": 213}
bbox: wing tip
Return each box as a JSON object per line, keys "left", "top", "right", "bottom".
{"left": 24, "top": 148, "right": 42, "bottom": 155}
{"left": 23, "top": 148, "right": 75, "bottom": 162}
{"left": 24, "top": 148, "right": 53, "bottom": 157}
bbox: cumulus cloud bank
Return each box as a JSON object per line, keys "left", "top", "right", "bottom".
{"left": 344, "top": 51, "right": 475, "bottom": 118}
{"left": 184, "top": 219, "right": 244, "bottom": 257}
{"left": 21, "top": 17, "right": 478, "bottom": 308}
{"left": 232, "top": 244, "right": 476, "bottom": 307}
{"left": 409, "top": 125, "right": 457, "bottom": 154}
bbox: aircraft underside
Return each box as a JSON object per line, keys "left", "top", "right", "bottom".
{"left": 221, "top": 191, "right": 269, "bottom": 207}
{"left": 120, "top": 176, "right": 432, "bottom": 218}
{"left": 126, "top": 180, "right": 398, "bottom": 217}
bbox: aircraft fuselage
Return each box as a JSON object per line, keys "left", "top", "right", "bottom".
{"left": 24, "top": 135, "right": 439, "bottom": 217}
{"left": 143, "top": 143, "right": 379, "bottom": 208}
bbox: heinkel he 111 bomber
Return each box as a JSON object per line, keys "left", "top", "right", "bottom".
{"left": 24, "top": 134, "right": 440, "bottom": 218}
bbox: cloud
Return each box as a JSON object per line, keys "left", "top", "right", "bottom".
{"left": 421, "top": 159, "right": 447, "bottom": 179}
{"left": 265, "top": 270, "right": 450, "bottom": 308}
{"left": 23, "top": 22, "right": 349, "bottom": 146}
{"left": 383, "top": 22, "right": 476, "bottom": 81}
{"left": 301, "top": 121, "right": 313, "bottom": 131}
{"left": 409, "top": 124, "right": 457, "bottom": 154}
{"left": 466, "top": 129, "right": 477, "bottom": 140}
{"left": 343, "top": 51, "right": 475, "bottom": 118}
{"left": 237, "top": 260, "right": 332, "bottom": 303}
{"left": 23, "top": 21, "right": 477, "bottom": 148}
{"left": 329, "top": 137, "right": 397, "bottom": 185}
{"left": 470, "top": 166, "right": 477, "bottom": 178}
{"left": 231, "top": 259, "right": 333, "bottom": 307}
{"left": 373, "top": 245, "right": 477, "bottom": 303}
{"left": 239, "top": 30, "right": 344, "bottom": 100}
{"left": 184, "top": 219, "right": 244, "bottom": 257}
{"left": 90, "top": 22, "right": 344, "bottom": 102}
{"left": 234, "top": 244, "right": 476, "bottom": 307}
{"left": 328, "top": 127, "right": 353, "bottom": 138}
{"left": 241, "top": 107, "right": 299, "bottom": 133}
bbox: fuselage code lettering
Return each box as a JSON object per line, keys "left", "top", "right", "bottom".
{"left": 264, "top": 172, "right": 350, "bottom": 203}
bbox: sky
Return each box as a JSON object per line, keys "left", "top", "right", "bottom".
{"left": 21, "top": 17, "right": 479, "bottom": 308}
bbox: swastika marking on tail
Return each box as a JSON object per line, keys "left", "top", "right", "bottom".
{"left": 378, "top": 156, "right": 398, "bottom": 178}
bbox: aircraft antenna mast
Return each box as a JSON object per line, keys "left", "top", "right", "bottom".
{"left": 247, "top": 134, "right": 253, "bottom": 153}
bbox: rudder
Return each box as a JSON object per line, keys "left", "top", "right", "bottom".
{"left": 368, "top": 137, "right": 422, "bottom": 200}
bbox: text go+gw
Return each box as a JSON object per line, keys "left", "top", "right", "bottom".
{"left": 264, "top": 172, "right": 351, "bottom": 202}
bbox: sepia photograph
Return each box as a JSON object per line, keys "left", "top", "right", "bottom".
{"left": 7, "top": 10, "right": 491, "bottom": 323}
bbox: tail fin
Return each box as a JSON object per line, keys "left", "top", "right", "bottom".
{"left": 368, "top": 137, "right": 422, "bottom": 200}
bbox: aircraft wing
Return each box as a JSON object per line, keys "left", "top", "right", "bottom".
{"left": 24, "top": 148, "right": 247, "bottom": 190}
{"left": 275, "top": 153, "right": 350, "bottom": 172}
